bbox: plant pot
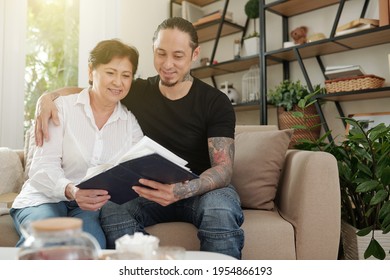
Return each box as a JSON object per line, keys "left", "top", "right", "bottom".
{"left": 242, "top": 37, "right": 259, "bottom": 57}
{"left": 341, "top": 221, "right": 390, "bottom": 260}
{"left": 277, "top": 104, "right": 321, "bottom": 148}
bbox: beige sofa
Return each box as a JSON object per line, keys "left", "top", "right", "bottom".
{"left": 0, "top": 125, "right": 341, "bottom": 259}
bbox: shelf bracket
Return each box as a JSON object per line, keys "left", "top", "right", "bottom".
{"left": 210, "top": 0, "right": 230, "bottom": 63}
{"left": 293, "top": 48, "right": 313, "bottom": 92}
{"left": 314, "top": 100, "right": 333, "bottom": 143}
{"left": 259, "top": 0, "right": 267, "bottom": 125}
{"left": 330, "top": 0, "right": 346, "bottom": 38}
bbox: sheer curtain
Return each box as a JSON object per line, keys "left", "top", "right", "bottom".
{"left": 0, "top": 0, "right": 27, "bottom": 149}
{"left": 0, "top": 0, "right": 120, "bottom": 148}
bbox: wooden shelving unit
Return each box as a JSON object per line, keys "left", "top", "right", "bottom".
{"left": 265, "top": 26, "right": 390, "bottom": 66}
{"left": 259, "top": 0, "right": 390, "bottom": 137}
{"left": 191, "top": 55, "right": 259, "bottom": 79}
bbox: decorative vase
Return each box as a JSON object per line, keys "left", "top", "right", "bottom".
{"left": 341, "top": 221, "right": 390, "bottom": 260}
{"left": 277, "top": 104, "right": 321, "bottom": 148}
{"left": 242, "top": 37, "right": 259, "bottom": 57}
{"left": 220, "top": 82, "right": 241, "bottom": 105}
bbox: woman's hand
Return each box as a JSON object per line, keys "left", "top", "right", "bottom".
{"left": 65, "top": 184, "right": 110, "bottom": 211}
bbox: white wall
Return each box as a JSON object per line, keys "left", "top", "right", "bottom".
{"left": 0, "top": 0, "right": 27, "bottom": 149}
{"left": 78, "top": 0, "right": 121, "bottom": 87}
{"left": 117, "top": 0, "right": 171, "bottom": 79}
{"left": 78, "top": 0, "right": 170, "bottom": 84}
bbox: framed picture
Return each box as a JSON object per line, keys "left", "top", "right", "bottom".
{"left": 346, "top": 112, "right": 390, "bottom": 134}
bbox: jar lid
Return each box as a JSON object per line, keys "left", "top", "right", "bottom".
{"left": 31, "top": 217, "right": 83, "bottom": 232}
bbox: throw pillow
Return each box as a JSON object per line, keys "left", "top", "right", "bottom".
{"left": 232, "top": 129, "right": 293, "bottom": 210}
{"left": 0, "top": 147, "right": 24, "bottom": 196}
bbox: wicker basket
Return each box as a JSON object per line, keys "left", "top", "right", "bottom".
{"left": 277, "top": 104, "right": 321, "bottom": 149}
{"left": 325, "top": 74, "right": 385, "bottom": 93}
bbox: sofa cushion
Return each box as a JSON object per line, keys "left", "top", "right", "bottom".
{"left": 0, "top": 148, "right": 24, "bottom": 196}
{"left": 232, "top": 129, "right": 293, "bottom": 210}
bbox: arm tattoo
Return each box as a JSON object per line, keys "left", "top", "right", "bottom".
{"left": 173, "top": 137, "right": 234, "bottom": 200}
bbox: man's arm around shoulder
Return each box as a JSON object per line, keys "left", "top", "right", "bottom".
{"left": 35, "top": 87, "right": 83, "bottom": 146}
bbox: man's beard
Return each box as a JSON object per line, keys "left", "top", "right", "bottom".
{"left": 160, "top": 79, "right": 177, "bottom": 87}
{"left": 160, "top": 72, "right": 193, "bottom": 87}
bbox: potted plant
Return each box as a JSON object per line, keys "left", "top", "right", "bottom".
{"left": 267, "top": 79, "right": 325, "bottom": 148}
{"left": 243, "top": 0, "right": 260, "bottom": 56}
{"left": 294, "top": 104, "right": 390, "bottom": 259}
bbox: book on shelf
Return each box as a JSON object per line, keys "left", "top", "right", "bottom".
{"left": 336, "top": 18, "right": 379, "bottom": 32}
{"left": 335, "top": 23, "right": 376, "bottom": 36}
{"left": 77, "top": 136, "right": 198, "bottom": 205}
{"left": 324, "top": 65, "right": 365, "bottom": 80}
{"left": 379, "top": 0, "right": 390, "bottom": 27}
{"left": 193, "top": 10, "right": 233, "bottom": 26}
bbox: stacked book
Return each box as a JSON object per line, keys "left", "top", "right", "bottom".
{"left": 193, "top": 10, "right": 233, "bottom": 26}
{"left": 335, "top": 18, "right": 379, "bottom": 36}
{"left": 379, "top": 0, "right": 390, "bottom": 26}
{"left": 324, "top": 65, "right": 365, "bottom": 80}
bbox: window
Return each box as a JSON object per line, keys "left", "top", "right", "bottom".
{"left": 24, "top": 0, "right": 79, "bottom": 130}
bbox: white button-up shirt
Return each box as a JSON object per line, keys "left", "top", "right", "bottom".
{"left": 12, "top": 88, "right": 144, "bottom": 208}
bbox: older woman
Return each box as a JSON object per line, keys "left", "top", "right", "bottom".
{"left": 11, "top": 39, "right": 143, "bottom": 249}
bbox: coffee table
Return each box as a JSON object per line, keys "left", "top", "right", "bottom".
{"left": 0, "top": 247, "right": 236, "bottom": 260}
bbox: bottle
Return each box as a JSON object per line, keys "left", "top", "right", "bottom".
{"left": 233, "top": 39, "right": 241, "bottom": 59}
{"left": 18, "top": 217, "right": 100, "bottom": 260}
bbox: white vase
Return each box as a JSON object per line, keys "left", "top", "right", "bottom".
{"left": 341, "top": 221, "right": 390, "bottom": 260}
{"left": 242, "top": 37, "right": 259, "bottom": 57}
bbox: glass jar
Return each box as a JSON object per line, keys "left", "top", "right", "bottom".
{"left": 18, "top": 217, "right": 101, "bottom": 260}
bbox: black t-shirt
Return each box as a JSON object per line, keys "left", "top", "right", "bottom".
{"left": 121, "top": 76, "right": 235, "bottom": 175}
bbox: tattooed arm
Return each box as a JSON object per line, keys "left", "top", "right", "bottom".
{"left": 133, "top": 137, "right": 234, "bottom": 206}
{"left": 173, "top": 137, "right": 235, "bottom": 199}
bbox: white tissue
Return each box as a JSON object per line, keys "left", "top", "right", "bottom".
{"left": 115, "top": 233, "right": 159, "bottom": 259}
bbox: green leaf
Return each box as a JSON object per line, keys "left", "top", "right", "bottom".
{"left": 292, "top": 125, "right": 306, "bottom": 129}
{"left": 381, "top": 166, "right": 390, "bottom": 186}
{"left": 364, "top": 239, "right": 386, "bottom": 260}
{"left": 370, "top": 189, "right": 388, "bottom": 205}
{"left": 382, "top": 223, "right": 390, "bottom": 234}
{"left": 292, "top": 111, "right": 304, "bottom": 118}
{"left": 380, "top": 214, "right": 390, "bottom": 232}
{"left": 356, "top": 226, "right": 372, "bottom": 236}
{"left": 379, "top": 201, "right": 390, "bottom": 220}
{"left": 356, "top": 180, "right": 380, "bottom": 193}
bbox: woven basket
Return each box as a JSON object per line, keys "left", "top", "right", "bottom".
{"left": 325, "top": 74, "right": 385, "bottom": 93}
{"left": 277, "top": 104, "right": 321, "bottom": 148}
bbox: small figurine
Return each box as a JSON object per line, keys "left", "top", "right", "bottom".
{"left": 290, "top": 26, "right": 308, "bottom": 45}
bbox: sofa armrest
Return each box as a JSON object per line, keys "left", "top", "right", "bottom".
{"left": 0, "top": 148, "right": 25, "bottom": 199}
{"left": 275, "top": 150, "right": 341, "bottom": 260}
{"left": 0, "top": 192, "right": 19, "bottom": 208}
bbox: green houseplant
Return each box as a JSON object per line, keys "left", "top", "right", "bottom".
{"left": 267, "top": 80, "right": 325, "bottom": 147}
{"left": 294, "top": 99, "right": 390, "bottom": 259}
{"left": 244, "top": 0, "right": 259, "bottom": 38}
{"left": 243, "top": 0, "right": 260, "bottom": 56}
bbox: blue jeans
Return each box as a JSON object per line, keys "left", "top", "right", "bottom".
{"left": 10, "top": 201, "right": 106, "bottom": 249}
{"left": 100, "top": 185, "right": 244, "bottom": 259}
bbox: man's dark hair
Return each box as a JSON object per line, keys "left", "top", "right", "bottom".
{"left": 153, "top": 17, "right": 199, "bottom": 51}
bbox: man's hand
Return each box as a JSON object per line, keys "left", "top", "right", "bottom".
{"left": 34, "top": 87, "right": 82, "bottom": 146}
{"left": 35, "top": 92, "right": 60, "bottom": 146}
{"left": 132, "top": 179, "right": 180, "bottom": 206}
